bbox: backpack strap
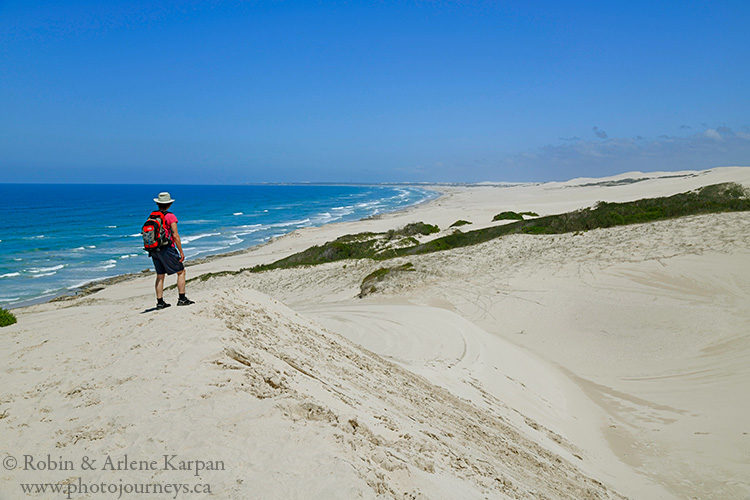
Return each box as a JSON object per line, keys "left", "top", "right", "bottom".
{"left": 160, "top": 210, "right": 173, "bottom": 230}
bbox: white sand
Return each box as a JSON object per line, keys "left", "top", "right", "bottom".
{"left": 2, "top": 166, "right": 749, "bottom": 498}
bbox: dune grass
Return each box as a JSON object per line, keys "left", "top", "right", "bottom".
{"left": 0, "top": 307, "right": 17, "bottom": 327}
{"left": 450, "top": 220, "right": 472, "bottom": 227}
{"left": 359, "top": 262, "right": 415, "bottom": 297}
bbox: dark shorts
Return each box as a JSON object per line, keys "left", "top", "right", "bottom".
{"left": 150, "top": 246, "right": 185, "bottom": 275}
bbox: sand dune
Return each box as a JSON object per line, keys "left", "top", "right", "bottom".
{"left": 0, "top": 283, "right": 623, "bottom": 499}
{"left": 2, "top": 166, "right": 749, "bottom": 498}
{"left": 246, "top": 211, "right": 749, "bottom": 498}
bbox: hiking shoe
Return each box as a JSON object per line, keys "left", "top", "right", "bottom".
{"left": 177, "top": 297, "right": 195, "bottom": 306}
{"left": 156, "top": 301, "right": 171, "bottom": 310}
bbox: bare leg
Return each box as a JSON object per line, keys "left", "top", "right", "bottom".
{"left": 155, "top": 274, "right": 166, "bottom": 299}
{"left": 177, "top": 269, "right": 186, "bottom": 294}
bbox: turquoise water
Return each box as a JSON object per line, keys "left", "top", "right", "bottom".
{"left": 0, "top": 184, "right": 437, "bottom": 307}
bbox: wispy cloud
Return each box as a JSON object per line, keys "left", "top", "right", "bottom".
{"left": 704, "top": 128, "right": 722, "bottom": 140}
{"left": 494, "top": 126, "right": 750, "bottom": 181}
{"left": 395, "top": 126, "right": 750, "bottom": 183}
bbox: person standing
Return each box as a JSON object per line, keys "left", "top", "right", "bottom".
{"left": 147, "top": 192, "right": 194, "bottom": 308}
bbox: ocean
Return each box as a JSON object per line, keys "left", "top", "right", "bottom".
{"left": 0, "top": 184, "right": 437, "bottom": 307}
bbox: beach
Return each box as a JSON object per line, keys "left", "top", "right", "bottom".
{"left": 2, "top": 166, "right": 749, "bottom": 499}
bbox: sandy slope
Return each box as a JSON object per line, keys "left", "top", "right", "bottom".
{"left": 243, "top": 211, "right": 750, "bottom": 499}
{"left": 0, "top": 280, "right": 622, "bottom": 499}
{"left": 2, "top": 166, "right": 749, "bottom": 499}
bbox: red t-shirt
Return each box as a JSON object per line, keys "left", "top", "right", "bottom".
{"left": 163, "top": 212, "right": 178, "bottom": 243}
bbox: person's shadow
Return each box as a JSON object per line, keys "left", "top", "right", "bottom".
{"left": 141, "top": 306, "right": 161, "bottom": 313}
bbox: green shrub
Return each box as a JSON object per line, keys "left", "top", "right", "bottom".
{"left": 403, "top": 222, "right": 440, "bottom": 236}
{"left": 493, "top": 211, "right": 524, "bottom": 221}
{"left": 386, "top": 222, "right": 440, "bottom": 240}
{"left": 253, "top": 235, "right": 381, "bottom": 271}
{"left": 493, "top": 211, "right": 538, "bottom": 221}
{"left": 450, "top": 220, "right": 472, "bottom": 227}
{"left": 0, "top": 307, "right": 17, "bottom": 327}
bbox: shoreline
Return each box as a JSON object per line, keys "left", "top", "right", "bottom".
{"left": 7, "top": 186, "right": 446, "bottom": 310}
{"left": 8, "top": 169, "right": 728, "bottom": 311}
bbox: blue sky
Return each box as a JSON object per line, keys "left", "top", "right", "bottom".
{"left": 1, "top": 1, "right": 748, "bottom": 183}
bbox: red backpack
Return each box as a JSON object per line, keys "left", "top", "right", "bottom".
{"left": 141, "top": 211, "right": 172, "bottom": 250}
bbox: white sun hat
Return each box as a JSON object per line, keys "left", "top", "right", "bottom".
{"left": 154, "top": 192, "right": 175, "bottom": 204}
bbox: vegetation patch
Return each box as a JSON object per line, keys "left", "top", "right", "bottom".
{"left": 359, "top": 262, "right": 415, "bottom": 298}
{"left": 493, "top": 211, "right": 524, "bottom": 221}
{"left": 395, "top": 236, "right": 419, "bottom": 247}
{"left": 576, "top": 174, "right": 695, "bottom": 188}
{"left": 493, "top": 211, "right": 538, "bottom": 221}
{"left": 386, "top": 222, "right": 439, "bottom": 239}
{"left": 0, "top": 307, "right": 17, "bottom": 327}
{"left": 252, "top": 233, "right": 382, "bottom": 271}
{"left": 450, "top": 220, "right": 472, "bottom": 227}
{"left": 250, "top": 222, "right": 438, "bottom": 272}
{"left": 578, "top": 177, "right": 649, "bottom": 187}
